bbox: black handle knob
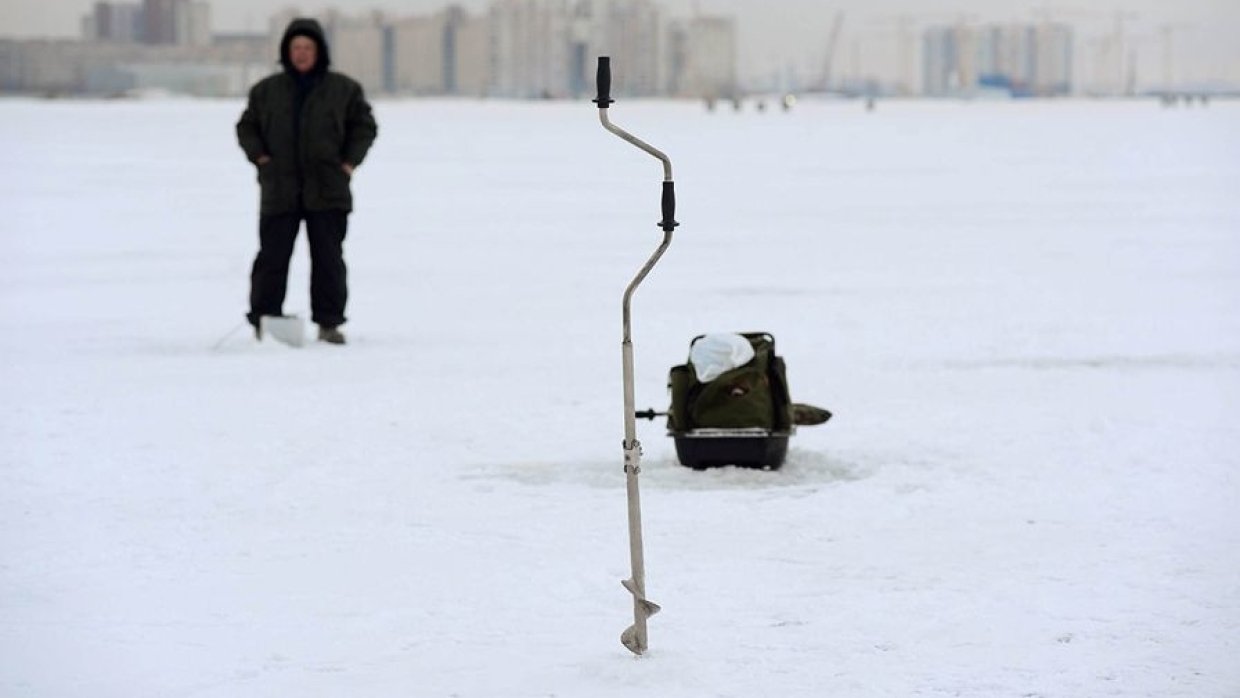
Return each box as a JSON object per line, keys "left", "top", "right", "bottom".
{"left": 659, "top": 180, "right": 678, "bottom": 232}
{"left": 594, "top": 56, "right": 614, "bottom": 107}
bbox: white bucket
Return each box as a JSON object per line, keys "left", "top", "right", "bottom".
{"left": 259, "top": 315, "right": 306, "bottom": 348}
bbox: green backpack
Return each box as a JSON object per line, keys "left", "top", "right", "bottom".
{"left": 667, "top": 332, "right": 793, "bottom": 433}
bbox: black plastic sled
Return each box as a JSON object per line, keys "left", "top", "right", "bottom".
{"left": 641, "top": 332, "right": 830, "bottom": 470}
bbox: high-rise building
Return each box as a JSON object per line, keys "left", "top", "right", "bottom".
{"left": 89, "top": 2, "right": 144, "bottom": 43}
{"left": 489, "top": 0, "right": 573, "bottom": 98}
{"left": 666, "top": 16, "right": 736, "bottom": 98}
{"left": 390, "top": 6, "right": 492, "bottom": 95}
{"left": 923, "top": 25, "right": 959, "bottom": 95}
{"left": 324, "top": 11, "right": 387, "bottom": 95}
{"left": 56, "top": 1, "right": 749, "bottom": 99}
{"left": 923, "top": 24, "right": 987, "bottom": 96}
{"left": 451, "top": 10, "right": 491, "bottom": 95}
{"left": 1033, "top": 22, "right": 1072, "bottom": 95}
{"left": 174, "top": 2, "right": 211, "bottom": 47}
{"left": 142, "top": 0, "right": 177, "bottom": 44}
{"left": 995, "top": 24, "right": 1037, "bottom": 93}
{"left": 127, "top": 0, "right": 210, "bottom": 46}
{"left": 573, "top": 0, "right": 662, "bottom": 96}
{"left": 389, "top": 12, "right": 449, "bottom": 94}
{"left": 924, "top": 21, "right": 1072, "bottom": 97}
{"left": 0, "top": 41, "right": 23, "bottom": 91}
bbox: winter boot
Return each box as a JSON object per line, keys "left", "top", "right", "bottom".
{"left": 318, "top": 325, "right": 346, "bottom": 345}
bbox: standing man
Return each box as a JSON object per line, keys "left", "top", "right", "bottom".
{"left": 237, "top": 17, "right": 377, "bottom": 345}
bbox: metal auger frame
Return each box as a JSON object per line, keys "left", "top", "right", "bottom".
{"left": 593, "top": 55, "right": 678, "bottom": 656}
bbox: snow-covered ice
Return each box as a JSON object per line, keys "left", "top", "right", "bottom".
{"left": 1, "top": 95, "right": 1238, "bottom": 697}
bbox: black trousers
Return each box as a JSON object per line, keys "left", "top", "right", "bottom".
{"left": 248, "top": 209, "right": 348, "bottom": 328}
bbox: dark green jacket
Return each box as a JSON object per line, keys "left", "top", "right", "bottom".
{"left": 236, "top": 71, "right": 377, "bottom": 214}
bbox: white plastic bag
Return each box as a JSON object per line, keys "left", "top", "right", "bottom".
{"left": 689, "top": 333, "right": 754, "bottom": 382}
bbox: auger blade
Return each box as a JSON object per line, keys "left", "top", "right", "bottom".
{"left": 620, "top": 578, "right": 660, "bottom": 655}
{"left": 621, "top": 578, "right": 662, "bottom": 616}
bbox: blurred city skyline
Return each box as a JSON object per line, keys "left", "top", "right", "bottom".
{"left": 3, "top": 0, "right": 1238, "bottom": 88}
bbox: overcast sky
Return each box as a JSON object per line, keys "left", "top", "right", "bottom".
{"left": 4, "top": 0, "right": 1238, "bottom": 86}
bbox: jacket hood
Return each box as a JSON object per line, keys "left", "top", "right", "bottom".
{"left": 279, "top": 18, "right": 330, "bottom": 75}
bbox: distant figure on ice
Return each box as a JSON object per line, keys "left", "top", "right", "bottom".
{"left": 236, "top": 17, "right": 378, "bottom": 345}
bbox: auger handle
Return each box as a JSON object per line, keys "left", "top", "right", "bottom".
{"left": 594, "top": 56, "right": 614, "bottom": 107}
{"left": 660, "top": 181, "right": 677, "bottom": 233}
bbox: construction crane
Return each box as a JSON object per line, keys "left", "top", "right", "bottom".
{"left": 818, "top": 11, "right": 845, "bottom": 93}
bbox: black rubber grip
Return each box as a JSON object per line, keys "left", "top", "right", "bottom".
{"left": 593, "top": 56, "right": 614, "bottom": 107}
{"left": 660, "top": 180, "right": 679, "bottom": 232}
